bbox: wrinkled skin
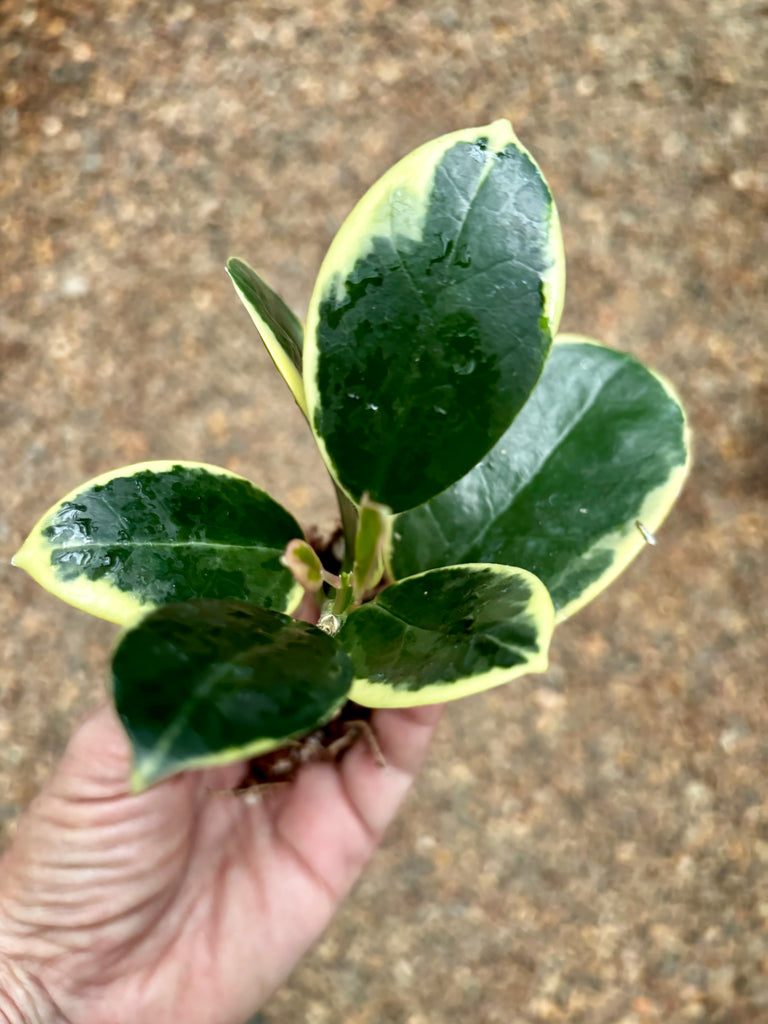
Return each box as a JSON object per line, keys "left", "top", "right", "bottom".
{"left": 0, "top": 700, "right": 442, "bottom": 1024}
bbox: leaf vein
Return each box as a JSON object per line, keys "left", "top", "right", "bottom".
{"left": 460, "top": 361, "right": 627, "bottom": 558}
{"left": 49, "top": 541, "right": 283, "bottom": 553}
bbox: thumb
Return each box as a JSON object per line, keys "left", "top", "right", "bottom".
{"left": 48, "top": 704, "right": 135, "bottom": 801}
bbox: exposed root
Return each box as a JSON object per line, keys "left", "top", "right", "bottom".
{"left": 229, "top": 701, "right": 384, "bottom": 795}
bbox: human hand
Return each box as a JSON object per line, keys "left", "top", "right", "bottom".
{"left": 0, "top": 701, "right": 442, "bottom": 1024}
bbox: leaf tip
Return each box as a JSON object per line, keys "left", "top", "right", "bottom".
{"left": 129, "top": 767, "right": 150, "bottom": 795}
{"left": 280, "top": 538, "right": 325, "bottom": 594}
{"left": 225, "top": 256, "right": 250, "bottom": 291}
{"left": 129, "top": 754, "right": 170, "bottom": 794}
{"left": 488, "top": 115, "right": 514, "bottom": 136}
{"left": 126, "top": 738, "right": 169, "bottom": 793}
{"left": 10, "top": 535, "right": 33, "bottom": 572}
{"left": 533, "top": 650, "right": 550, "bottom": 676}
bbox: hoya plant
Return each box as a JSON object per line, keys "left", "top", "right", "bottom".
{"left": 14, "top": 121, "right": 690, "bottom": 792}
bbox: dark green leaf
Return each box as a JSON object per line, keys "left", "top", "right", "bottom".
{"left": 392, "top": 337, "right": 690, "bottom": 619}
{"left": 343, "top": 563, "right": 553, "bottom": 707}
{"left": 227, "top": 257, "right": 307, "bottom": 414}
{"left": 113, "top": 600, "right": 353, "bottom": 790}
{"left": 13, "top": 461, "right": 303, "bottom": 625}
{"left": 304, "top": 120, "right": 565, "bottom": 512}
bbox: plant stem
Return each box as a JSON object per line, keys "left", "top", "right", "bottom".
{"left": 331, "top": 572, "right": 354, "bottom": 616}
{"left": 332, "top": 481, "right": 358, "bottom": 572}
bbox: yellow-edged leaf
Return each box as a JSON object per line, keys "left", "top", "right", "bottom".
{"left": 343, "top": 563, "right": 554, "bottom": 708}
{"left": 303, "top": 120, "right": 565, "bottom": 512}
{"left": 13, "top": 461, "right": 303, "bottom": 625}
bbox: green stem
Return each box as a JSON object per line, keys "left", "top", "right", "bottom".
{"left": 332, "top": 482, "right": 358, "bottom": 573}
{"left": 331, "top": 572, "right": 354, "bottom": 616}
{"left": 317, "top": 573, "right": 354, "bottom": 635}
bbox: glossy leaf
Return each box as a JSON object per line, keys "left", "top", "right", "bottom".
{"left": 13, "top": 461, "right": 303, "bottom": 625}
{"left": 392, "top": 337, "right": 690, "bottom": 620}
{"left": 343, "top": 564, "right": 554, "bottom": 708}
{"left": 113, "top": 600, "right": 353, "bottom": 790}
{"left": 227, "top": 257, "right": 308, "bottom": 415}
{"left": 304, "top": 119, "right": 565, "bottom": 512}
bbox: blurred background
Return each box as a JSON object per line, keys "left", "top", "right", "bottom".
{"left": 1, "top": 0, "right": 766, "bottom": 1021}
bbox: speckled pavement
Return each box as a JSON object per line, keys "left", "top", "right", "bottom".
{"left": 1, "top": 1, "right": 766, "bottom": 1021}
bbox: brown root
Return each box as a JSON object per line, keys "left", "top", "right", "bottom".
{"left": 236, "top": 701, "right": 380, "bottom": 790}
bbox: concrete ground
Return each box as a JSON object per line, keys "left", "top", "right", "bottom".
{"left": 1, "top": 1, "right": 766, "bottom": 1021}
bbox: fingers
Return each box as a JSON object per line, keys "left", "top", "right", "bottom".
{"left": 199, "top": 760, "right": 252, "bottom": 794}
{"left": 259, "top": 704, "right": 444, "bottom": 910}
{"left": 47, "top": 705, "right": 135, "bottom": 801}
{"left": 337, "top": 704, "right": 445, "bottom": 839}
{"left": 48, "top": 705, "right": 246, "bottom": 804}
{"left": 268, "top": 761, "right": 378, "bottom": 906}
{"left": 370, "top": 704, "right": 445, "bottom": 776}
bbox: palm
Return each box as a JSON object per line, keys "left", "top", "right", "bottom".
{"left": 0, "top": 703, "right": 441, "bottom": 1024}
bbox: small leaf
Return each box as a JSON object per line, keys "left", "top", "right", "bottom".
{"left": 226, "top": 257, "right": 308, "bottom": 415}
{"left": 13, "top": 461, "right": 303, "bottom": 625}
{"left": 352, "top": 494, "right": 392, "bottom": 602}
{"left": 112, "top": 600, "right": 353, "bottom": 791}
{"left": 280, "top": 539, "right": 324, "bottom": 593}
{"left": 304, "top": 119, "right": 565, "bottom": 512}
{"left": 330, "top": 572, "right": 354, "bottom": 617}
{"left": 392, "top": 336, "right": 691, "bottom": 620}
{"left": 342, "top": 564, "right": 554, "bottom": 708}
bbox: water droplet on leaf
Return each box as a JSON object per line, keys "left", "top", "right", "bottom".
{"left": 453, "top": 357, "right": 476, "bottom": 376}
